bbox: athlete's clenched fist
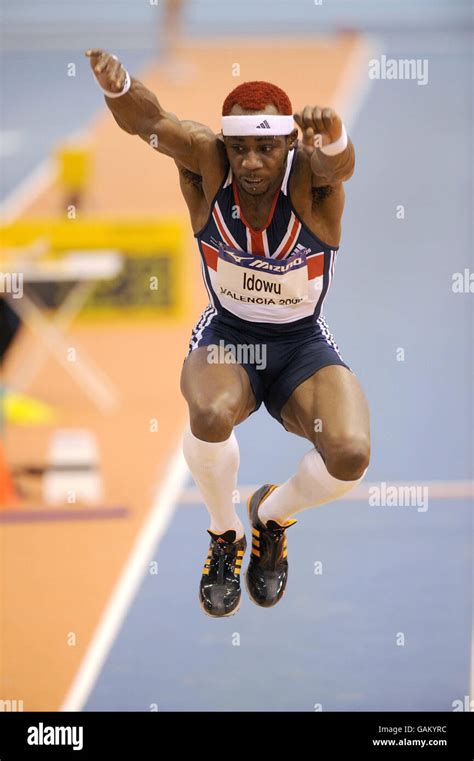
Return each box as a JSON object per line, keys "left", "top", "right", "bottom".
{"left": 293, "top": 106, "right": 343, "bottom": 154}
{"left": 85, "top": 49, "right": 127, "bottom": 94}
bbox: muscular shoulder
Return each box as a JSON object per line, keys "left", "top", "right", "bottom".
{"left": 175, "top": 125, "right": 228, "bottom": 200}
{"left": 180, "top": 121, "right": 226, "bottom": 166}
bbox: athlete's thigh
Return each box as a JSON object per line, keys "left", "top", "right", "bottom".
{"left": 280, "top": 365, "right": 370, "bottom": 450}
{"left": 180, "top": 345, "right": 257, "bottom": 423}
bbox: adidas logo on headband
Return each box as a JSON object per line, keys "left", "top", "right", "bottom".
{"left": 221, "top": 114, "right": 294, "bottom": 136}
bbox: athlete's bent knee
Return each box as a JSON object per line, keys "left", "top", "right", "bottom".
{"left": 188, "top": 396, "right": 240, "bottom": 442}
{"left": 323, "top": 434, "right": 370, "bottom": 480}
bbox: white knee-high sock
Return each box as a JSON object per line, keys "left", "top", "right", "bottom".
{"left": 258, "top": 447, "right": 367, "bottom": 526}
{"left": 182, "top": 422, "right": 244, "bottom": 539}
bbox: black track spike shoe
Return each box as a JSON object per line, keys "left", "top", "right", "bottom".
{"left": 199, "top": 529, "right": 247, "bottom": 617}
{"left": 246, "top": 484, "right": 297, "bottom": 608}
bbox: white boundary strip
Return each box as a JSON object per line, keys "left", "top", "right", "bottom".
{"left": 0, "top": 128, "right": 87, "bottom": 222}
{"left": 0, "top": 158, "right": 54, "bottom": 223}
{"left": 60, "top": 445, "right": 189, "bottom": 711}
{"left": 332, "top": 34, "right": 378, "bottom": 129}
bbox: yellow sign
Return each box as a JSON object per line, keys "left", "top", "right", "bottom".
{"left": 0, "top": 217, "right": 186, "bottom": 320}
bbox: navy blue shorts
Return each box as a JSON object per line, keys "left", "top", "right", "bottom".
{"left": 184, "top": 306, "right": 351, "bottom": 427}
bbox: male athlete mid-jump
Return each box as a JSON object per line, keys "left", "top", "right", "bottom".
{"left": 87, "top": 50, "right": 371, "bottom": 618}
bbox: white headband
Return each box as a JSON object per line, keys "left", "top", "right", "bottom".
{"left": 221, "top": 114, "right": 294, "bottom": 136}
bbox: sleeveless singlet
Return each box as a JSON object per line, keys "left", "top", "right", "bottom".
{"left": 194, "top": 147, "right": 339, "bottom": 336}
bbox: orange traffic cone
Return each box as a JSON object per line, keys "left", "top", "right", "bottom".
{"left": 0, "top": 440, "right": 19, "bottom": 507}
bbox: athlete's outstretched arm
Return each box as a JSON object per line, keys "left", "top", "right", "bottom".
{"left": 293, "top": 107, "right": 355, "bottom": 187}
{"left": 85, "top": 49, "right": 211, "bottom": 174}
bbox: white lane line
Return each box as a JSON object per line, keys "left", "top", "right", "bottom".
{"left": 178, "top": 481, "right": 474, "bottom": 504}
{"left": 60, "top": 442, "right": 189, "bottom": 711}
{"left": 0, "top": 158, "right": 53, "bottom": 222}
{"left": 0, "top": 127, "right": 87, "bottom": 219}
{"left": 332, "top": 33, "right": 380, "bottom": 130}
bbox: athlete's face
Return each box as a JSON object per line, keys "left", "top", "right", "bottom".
{"left": 223, "top": 104, "right": 297, "bottom": 196}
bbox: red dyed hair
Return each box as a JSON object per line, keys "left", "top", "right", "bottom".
{"left": 222, "top": 81, "right": 292, "bottom": 116}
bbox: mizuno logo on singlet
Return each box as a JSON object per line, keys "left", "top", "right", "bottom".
{"left": 224, "top": 248, "right": 303, "bottom": 272}
{"left": 256, "top": 120, "right": 271, "bottom": 129}
{"left": 250, "top": 258, "right": 303, "bottom": 272}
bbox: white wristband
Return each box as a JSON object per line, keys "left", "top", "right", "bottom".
{"left": 100, "top": 69, "right": 131, "bottom": 98}
{"left": 319, "top": 124, "right": 348, "bottom": 156}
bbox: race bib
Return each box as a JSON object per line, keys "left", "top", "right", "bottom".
{"left": 216, "top": 242, "right": 309, "bottom": 307}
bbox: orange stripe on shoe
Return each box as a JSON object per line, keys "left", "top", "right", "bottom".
{"left": 260, "top": 485, "right": 279, "bottom": 505}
